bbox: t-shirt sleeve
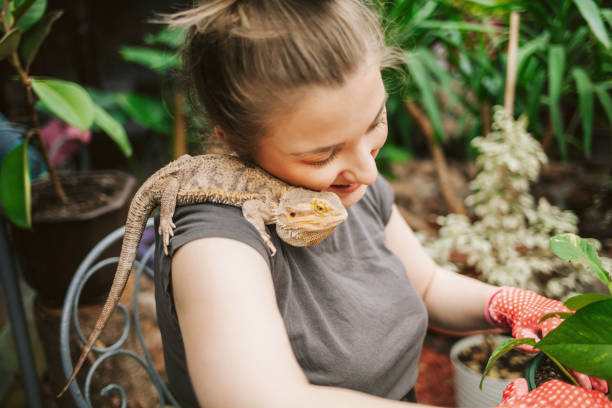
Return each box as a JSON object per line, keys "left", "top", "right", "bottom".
{"left": 367, "top": 173, "right": 396, "bottom": 226}
{"left": 163, "top": 203, "right": 274, "bottom": 267}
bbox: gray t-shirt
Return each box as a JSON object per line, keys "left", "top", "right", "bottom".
{"left": 154, "top": 174, "right": 428, "bottom": 407}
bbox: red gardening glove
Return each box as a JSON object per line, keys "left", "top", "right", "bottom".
{"left": 485, "top": 287, "right": 570, "bottom": 350}
{"left": 495, "top": 379, "right": 612, "bottom": 408}
{"left": 486, "top": 287, "right": 608, "bottom": 393}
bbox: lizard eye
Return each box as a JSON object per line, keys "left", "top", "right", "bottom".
{"left": 312, "top": 200, "right": 328, "bottom": 216}
{"left": 290, "top": 212, "right": 296, "bottom": 217}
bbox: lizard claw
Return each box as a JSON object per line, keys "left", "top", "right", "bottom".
{"left": 159, "top": 219, "right": 176, "bottom": 256}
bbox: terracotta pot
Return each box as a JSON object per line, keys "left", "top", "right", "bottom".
{"left": 9, "top": 170, "right": 137, "bottom": 307}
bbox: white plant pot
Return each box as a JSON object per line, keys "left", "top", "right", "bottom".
{"left": 450, "top": 334, "right": 514, "bottom": 408}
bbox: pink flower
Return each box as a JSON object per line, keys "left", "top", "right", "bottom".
{"left": 40, "top": 119, "right": 91, "bottom": 167}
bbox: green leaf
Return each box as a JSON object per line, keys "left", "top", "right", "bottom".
{"left": 417, "top": 21, "right": 498, "bottom": 33}
{"left": 595, "top": 85, "right": 612, "bottom": 133}
{"left": 92, "top": 104, "right": 132, "bottom": 157}
{"left": 404, "top": 50, "right": 444, "bottom": 142}
{"left": 14, "top": 0, "right": 45, "bottom": 33}
{"left": 30, "top": 78, "right": 94, "bottom": 131}
{"left": 573, "top": 0, "right": 611, "bottom": 49}
{"left": 564, "top": 293, "right": 611, "bottom": 310}
{"left": 19, "top": 9, "right": 62, "bottom": 66}
{"left": 536, "top": 299, "right": 612, "bottom": 379}
{"left": 550, "top": 233, "right": 611, "bottom": 288}
{"left": 571, "top": 68, "right": 594, "bottom": 156}
{"left": 94, "top": 104, "right": 132, "bottom": 157}
{"left": 539, "top": 311, "right": 575, "bottom": 322}
{"left": 0, "top": 140, "right": 31, "bottom": 228}
{"left": 548, "top": 45, "right": 566, "bottom": 159}
{"left": 0, "top": 27, "right": 22, "bottom": 61}
{"left": 118, "top": 46, "right": 180, "bottom": 75}
{"left": 517, "top": 32, "right": 549, "bottom": 74}
{"left": 117, "top": 92, "right": 172, "bottom": 135}
{"left": 144, "top": 27, "right": 186, "bottom": 49}
{"left": 479, "top": 337, "right": 536, "bottom": 389}
{"left": 602, "top": 9, "right": 612, "bottom": 29}
{"left": 12, "top": 0, "right": 36, "bottom": 24}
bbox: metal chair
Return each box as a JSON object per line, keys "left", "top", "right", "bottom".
{"left": 59, "top": 218, "right": 179, "bottom": 407}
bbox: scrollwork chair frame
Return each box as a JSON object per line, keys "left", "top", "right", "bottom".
{"left": 59, "top": 219, "right": 179, "bottom": 407}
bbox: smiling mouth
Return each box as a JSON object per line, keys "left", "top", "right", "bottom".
{"left": 328, "top": 183, "right": 361, "bottom": 193}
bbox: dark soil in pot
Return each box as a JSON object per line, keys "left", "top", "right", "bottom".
{"left": 457, "top": 336, "right": 535, "bottom": 380}
{"left": 8, "top": 170, "right": 137, "bottom": 307}
{"left": 531, "top": 354, "right": 573, "bottom": 389}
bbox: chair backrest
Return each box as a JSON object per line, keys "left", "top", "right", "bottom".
{"left": 59, "top": 218, "right": 179, "bottom": 407}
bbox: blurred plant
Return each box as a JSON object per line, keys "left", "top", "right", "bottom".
{"left": 421, "top": 106, "right": 612, "bottom": 299}
{"left": 0, "top": 0, "right": 132, "bottom": 228}
{"left": 454, "top": 0, "right": 612, "bottom": 160}
{"left": 377, "top": 0, "right": 612, "bottom": 171}
{"left": 94, "top": 26, "right": 202, "bottom": 161}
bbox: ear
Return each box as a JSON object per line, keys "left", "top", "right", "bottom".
{"left": 214, "top": 126, "right": 226, "bottom": 140}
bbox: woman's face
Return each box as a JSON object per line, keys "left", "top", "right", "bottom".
{"left": 253, "top": 60, "right": 388, "bottom": 207}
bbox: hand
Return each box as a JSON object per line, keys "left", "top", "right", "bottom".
{"left": 485, "top": 287, "right": 570, "bottom": 350}
{"left": 495, "top": 378, "right": 612, "bottom": 408}
{"left": 485, "top": 286, "right": 608, "bottom": 393}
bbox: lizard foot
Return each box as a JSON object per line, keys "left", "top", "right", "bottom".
{"left": 158, "top": 219, "right": 176, "bottom": 256}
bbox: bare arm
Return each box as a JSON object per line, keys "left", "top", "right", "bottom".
{"left": 384, "top": 205, "right": 498, "bottom": 331}
{"left": 172, "top": 237, "right": 436, "bottom": 407}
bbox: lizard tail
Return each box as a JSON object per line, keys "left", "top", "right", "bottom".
{"left": 57, "top": 190, "right": 156, "bottom": 398}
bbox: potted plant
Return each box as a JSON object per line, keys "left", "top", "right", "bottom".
{"left": 0, "top": 0, "right": 136, "bottom": 306}
{"left": 480, "top": 233, "right": 612, "bottom": 396}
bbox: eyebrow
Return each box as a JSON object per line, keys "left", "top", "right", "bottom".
{"left": 291, "top": 92, "right": 389, "bottom": 157}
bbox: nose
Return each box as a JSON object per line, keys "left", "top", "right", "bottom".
{"left": 342, "top": 143, "right": 378, "bottom": 186}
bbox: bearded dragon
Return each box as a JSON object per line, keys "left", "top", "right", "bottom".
{"left": 58, "top": 153, "right": 347, "bottom": 397}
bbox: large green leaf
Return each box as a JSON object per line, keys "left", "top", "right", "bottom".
{"left": 0, "top": 140, "right": 31, "bottom": 228}
{"left": 118, "top": 46, "right": 180, "bottom": 75}
{"left": 14, "top": 0, "right": 45, "bottom": 33}
{"left": 550, "top": 233, "right": 611, "bottom": 289}
{"left": 479, "top": 337, "right": 536, "bottom": 389}
{"left": 564, "top": 293, "right": 611, "bottom": 311}
{"left": 92, "top": 104, "right": 132, "bottom": 157}
{"left": 19, "top": 9, "right": 62, "bottom": 66}
{"left": 573, "top": 0, "right": 611, "bottom": 49}
{"left": 548, "top": 45, "right": 566, "bottom": 160}
{"left": 0, "top": 27, "right": 22, "bottom": 61}
{"left": 117, "top": 92, "right": 172, "bottom": 135}
{"left": 404, "top": 50, "right": 444, "bottom": 142}
{"left": 536, "top": 299, "right": 612, "bottom": 379}
{"left": 31, "top": 78, "right": 94, "bottom": 131}
{"left": 571, "top": 68, "right": 593, "bottom": 156}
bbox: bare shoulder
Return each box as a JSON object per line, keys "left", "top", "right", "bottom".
{"left": 170, "top": 237, "right": 307, "bottom": 407}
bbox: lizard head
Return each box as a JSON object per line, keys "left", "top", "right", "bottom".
{"left": 275, "top": 188, "right": 348, "bottom": 247}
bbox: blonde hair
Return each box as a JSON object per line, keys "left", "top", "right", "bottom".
{"left": 164, "top": 0, "right": 395, "bottom": 160}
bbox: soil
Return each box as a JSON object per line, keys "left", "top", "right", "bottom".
{"left": 457, "top": 336, "right": 535, "bottom": 380}
{"left": 534, "top": 354, "right": 573, "bottom": 388}
{"left": 30, "top": 171, "right": 132, "bottom": 221}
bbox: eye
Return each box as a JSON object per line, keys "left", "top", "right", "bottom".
{"left": 312, "top": 200, "right": 328, "bottom": 215}
{"left": 307, "top": 149, "right": 338, "bottom": 167}
{"left": 290, "top": 212, "right": 296, "bottom": 217}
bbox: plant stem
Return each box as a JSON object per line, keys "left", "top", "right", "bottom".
{"left": 404, "top": 100, "right": 467, "bottom": 215}
{"left": 4, "top": 30, "right": 68, "bottom": 204}
{"left": 504, "top": 11, "right": 520, "bottom": 118}
{"left": 544, "top": 352, "right": 579, "bottom": 387}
